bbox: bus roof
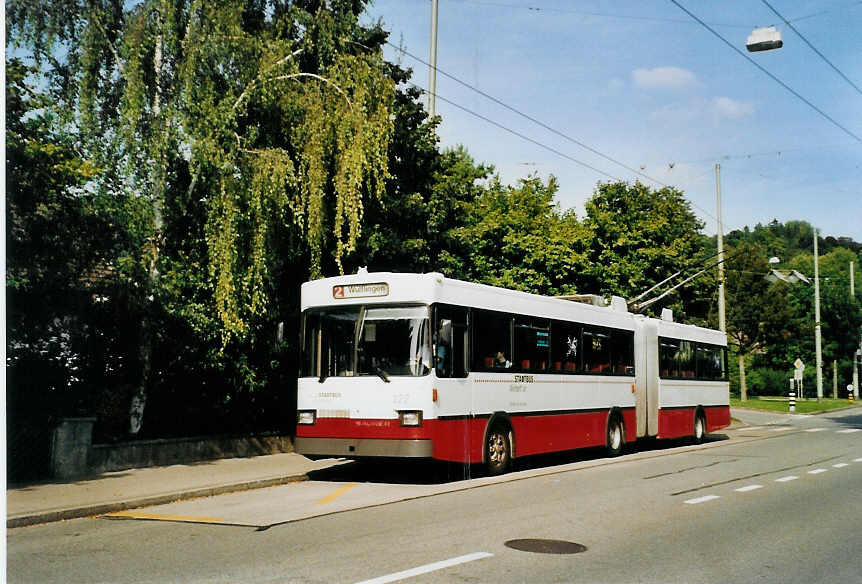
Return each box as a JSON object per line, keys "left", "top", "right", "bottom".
{"left": 301, "top": 271, "right": 725, "bottom": 342}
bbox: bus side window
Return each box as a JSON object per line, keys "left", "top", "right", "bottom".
{"left": 611, "top": 330, "right": 635, "bottom": 376}
{"left": 551, "top": 320, "right": 581, "bottom": 373}
{"left": 472, "top": 309, "right": 512, "bottom": 373}
{"left": 583, "top": 327, "right": 612, "bottom": 374}
{"left": 659, "top": 338, "right": 680, "bottom": 378}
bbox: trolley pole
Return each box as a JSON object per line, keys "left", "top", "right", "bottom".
{"left": 814, "top": 229, "right": 824, "bottom": 402}
{"left": 715, "top": 164, "right": 726, "bottom": 333}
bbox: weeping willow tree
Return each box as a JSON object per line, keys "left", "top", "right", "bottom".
{"left": 179, "top": 1, "right": 394, "bottom": 337}
{"left": 9, "top": 0, "right": 394, "bottom": 432}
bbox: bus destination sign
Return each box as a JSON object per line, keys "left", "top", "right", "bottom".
{"left": 333, "top": 282, "right": 390, "bottom": 299}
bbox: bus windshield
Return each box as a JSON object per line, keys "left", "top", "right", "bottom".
{"left": 302, "top": 305, "right": 431, "bottom": 379}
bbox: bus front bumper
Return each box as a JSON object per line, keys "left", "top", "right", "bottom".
{"left": 294, "top": 437, "right": 434, "bottom": 458}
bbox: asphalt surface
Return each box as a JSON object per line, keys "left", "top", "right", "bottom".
{"left": 8, "top": 407, "right": 862, "bottom": 583}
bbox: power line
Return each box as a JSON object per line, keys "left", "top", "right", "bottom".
{"left": 760, "top": 0, "right": 862, "bottom": 97}
{"left": 788, "top": 1, "right": 862, "bottom": 24}
{"left": 387, "top": 41, "right": 669, "bottom": 188}
{"left": 409, "top": 81, "right": 619, "bottom": 180}
{"left": 669, "top": 0, "right": 862, "bottom": 145}
{"left": 443, "top": 0, "right": 751, "bottom": 28}
{"left": 405, "top": 79, "right": 723, "bottom": 225}
{"left": 440, "top": 0, "right": 862, "bottom": 28}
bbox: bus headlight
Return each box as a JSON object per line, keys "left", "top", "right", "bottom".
{"left": 297, "top": 410, "right": 316, "bottom": 425}
{"left": 398, "top": 411, "right": 423, "bottom": 427}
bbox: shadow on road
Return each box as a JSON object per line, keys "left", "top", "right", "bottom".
{"left": 307, "top": 433, "right": 729, "bottom": 485}
{"left": 822, "top": 410, "right": 862, "bottom": 429}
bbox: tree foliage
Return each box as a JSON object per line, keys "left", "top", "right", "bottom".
{"left": 443, "top": 173, "right": 589, "bottom": 296}
{"left": 582, "top": 181, "right": 711, "bottom": 320}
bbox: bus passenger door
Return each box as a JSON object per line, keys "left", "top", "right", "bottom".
{"left": 634, "top": 320, "right": 659, "bottom": 438}
{"left": 434, "top": 305, "right": 473, "bottom": 463}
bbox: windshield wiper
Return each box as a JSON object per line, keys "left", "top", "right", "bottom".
{"left": 375, "top": 367, "right": 391, "bottom": 383}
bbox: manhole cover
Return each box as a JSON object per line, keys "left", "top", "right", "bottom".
{"left": 504, "top": 539, "right": 587, "bottom": 555}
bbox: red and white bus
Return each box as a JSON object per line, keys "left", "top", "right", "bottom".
{"left": 296, "top": 271, "right": 730, "bottom": 474}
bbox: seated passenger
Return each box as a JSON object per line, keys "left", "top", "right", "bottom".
{"left": 495, "top": 351, "right": 512, "bottom": 369}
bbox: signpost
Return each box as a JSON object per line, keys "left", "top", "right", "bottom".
{"left": 793, "top": 359, "right": 805, "bottom": 400}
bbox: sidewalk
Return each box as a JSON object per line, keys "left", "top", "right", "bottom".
{"left": 7, "top": 453, "right": 342, "bottom": 528}
{"left": 8, "top": 409, "right": 797, "bottom": 529}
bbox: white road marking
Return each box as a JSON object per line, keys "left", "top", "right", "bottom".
{"left": 742, "top": 426, "right": 766, "bottom": 431}
{"left": 805, "top": 428, "right": 827, "bottom": 433}
{"left": 854, "top": 458, "right": 862, "bottom": 463}
{"left": 833, "top": 463, "right": 849, "bottom": 468}
{"left": 775, "top": 476, "right": 798, "bottom": 483}
{"left": 770, "top": 427, "right": 792, "bottom": 432}
{"left": 735, "top": 485, "right": 764, "bottom": 492}
{"left": 837, "top": 429, "right": 861, "bottom": 434}
{"left": 354, "top": 552, "right": 494, "bottom": 584}
{"left": 808, "top": 469, "right": 828, "bottom": 475}
{"left": 684, "top": 495, "right": 721, "bottom": 505}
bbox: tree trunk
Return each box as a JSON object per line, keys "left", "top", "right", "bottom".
{"left": 130, "top": 11, "right": 166, "bottom": 435}
{"left": 739, "top": 353, "right": 747, "bottom": 401}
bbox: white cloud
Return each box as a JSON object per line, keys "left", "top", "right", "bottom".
{"left": 710, "top": 96, "right": 755, "bottom": 118}
{"left": 649, "top": 97, "right": 756, "bottom": 123}
{"left": 632, "top": 66, "right": 699, "bottom": 89}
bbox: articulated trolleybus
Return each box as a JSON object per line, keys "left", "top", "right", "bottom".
{"left": 296, "top": 271, "right": 730, "bottom": 474}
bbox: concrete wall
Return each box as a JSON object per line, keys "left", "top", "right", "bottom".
{"left": 89, "top": 434, "right": 294, "bottom": 475}
{"left": 51, "top": 418, "right": 293, "bottom": 478}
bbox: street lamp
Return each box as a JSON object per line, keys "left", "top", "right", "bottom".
{"left": 747, "top": 26, "right": 783, "bottom": 52}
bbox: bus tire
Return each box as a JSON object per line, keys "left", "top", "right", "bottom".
{"left": 606, "top": 413, "right": 624, "bottom": 457}
{"left": 485, "top": 422, "right": 513, "bottom": 476}
{"left": 693, "top": 410, "right": 706, "bottom": 444}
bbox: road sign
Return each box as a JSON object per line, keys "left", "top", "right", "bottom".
{"left": 794, "top": 359, "right": 805, "bottom": 382}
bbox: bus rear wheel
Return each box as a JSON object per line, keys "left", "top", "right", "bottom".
{"left": 606, "top": 415, "right": 624, "bottom": 457}
{"left": 486, "top": 424, "right": 512, "bottom": 476}
{"left": 693, "top": 411, "right": 706, "bottom": 444}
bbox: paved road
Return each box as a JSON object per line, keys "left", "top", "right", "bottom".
{"left": 9, "top": 409, "right": 862, "bottom": 583}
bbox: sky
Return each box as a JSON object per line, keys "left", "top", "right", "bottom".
{"left": 360, "top": 0, "right": 862, "bottom": 242}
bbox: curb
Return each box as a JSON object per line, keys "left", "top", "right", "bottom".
{"left": 7, "top": 473, "right": 308, "bottom": 529}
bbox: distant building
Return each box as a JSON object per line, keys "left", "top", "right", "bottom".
{"left": 765, "top": 269, "right": 810, "bottom": 285}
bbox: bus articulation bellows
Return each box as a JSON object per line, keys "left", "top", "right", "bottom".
{"left": 296, "top": 271, "right": 730, "bottom": 475}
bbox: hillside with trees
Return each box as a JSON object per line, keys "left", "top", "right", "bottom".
{"left": 7, "top": 1, "right": 861, "bottom": 480}
{"left": 722, "top": 221, "right": 862, "bottom": 400}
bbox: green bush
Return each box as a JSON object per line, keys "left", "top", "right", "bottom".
{"left": 746, "top": 367, "right": 793, "bottom": 396}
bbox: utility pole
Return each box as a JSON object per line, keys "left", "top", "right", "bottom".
{"left": 814, "top": 229, "right": 824, "bottom": 402}
{"left": 855, "top": 343, "right": 861, "bottom": 401}
{"left": 428, "top": 0, "right": 439, "bottom": 118}
{"left": 833, "top": 359, "right": 838, "bottom": 399}
{"left": 715, "top": 164, "right": 726, "bottom": 333}
{"left": 851, "top": 261, "right": 855, "bottom": 297}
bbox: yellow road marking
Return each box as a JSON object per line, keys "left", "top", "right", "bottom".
{"left": 314, "top": 482, "right": 358, "bottom": 505}
{"left": 103, "top": 511, "right": 227, "bottom": 524}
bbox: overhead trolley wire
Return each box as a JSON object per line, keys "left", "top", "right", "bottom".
{"left": 669, "top": 0, "right": 862, "bottom": 145}
{"left": 409, "top": 82, "right": 619, "bottom": 180}
{"left": 760, "top": 0, "right": 862, "bottom": 97}
{"left": 389, "top": 53, "right": 721, "bottom": 224}
{"left": 388, "top": 41, "right": 669, "bottom": 188}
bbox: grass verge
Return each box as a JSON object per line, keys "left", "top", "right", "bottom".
{"left": 730, "top": 396, "right": 859, "bottom": 414}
